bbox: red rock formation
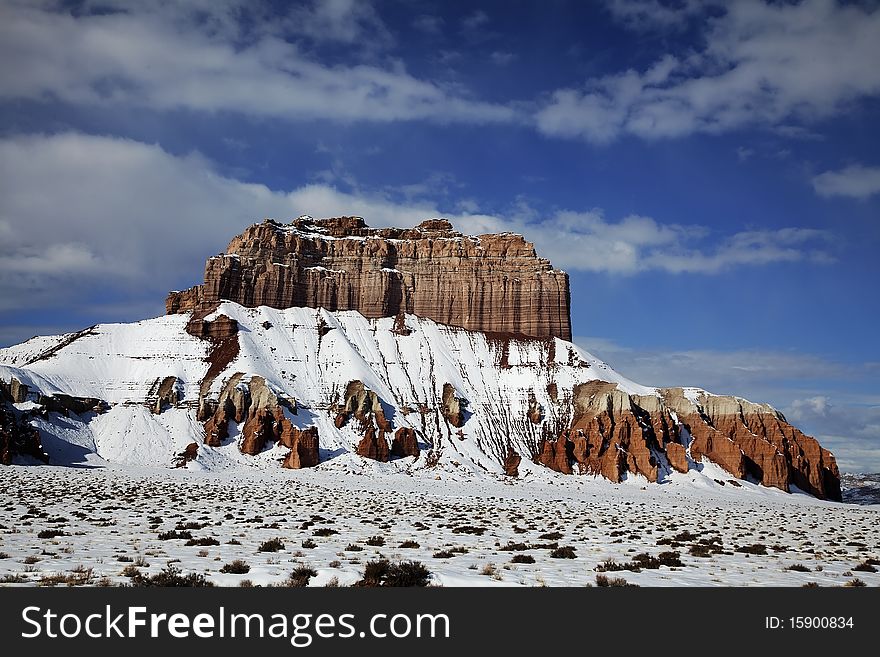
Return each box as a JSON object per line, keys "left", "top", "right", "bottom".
{"left": 199, "top": 374, "right": 318, "bottom": 468}
{"left": 441, "top": 383, "right": 467, "bottom": 428}
{"left": 150, "top": 376, "right": 180, "bottom": 414}
{"left": 391, "top": 427, "right": 419, "bottom": 458}
{"left": 166, "top": 216, "right": 571, "bottom": 341}
{"left": 356, "top": 426, "right": 389, "bottom": 462}
{"left": 533, "top": 382, "right": 841, "bottom": 501}
{"left": 172, "top": 443, "right": 199, "bottom": 468}
{"left": 283, "top": 426, "right": 319, "bottom": 469}
{"left": 665, "top": 441, "right": 689, "bottom": 473}
{"left": 503, "top": 448, "right": 521, "bottom": 477}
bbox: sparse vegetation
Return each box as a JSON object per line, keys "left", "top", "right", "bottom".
{"left": 258, "top": 538, "right": 285, "bottom": 553}
{"left": 356, "top": 559, "right": 431, "bottom": 587}
{"left": 128, "top": 565, "right": 214, "bottom": 587}
{"left": 596, "top": 574, "right": 638, "bottom": 587}
{"left": 220, "top": 559, "right": 251, "bottom": 574}
{"left": 281, "top": 566, "right": 317, "bottom": 587}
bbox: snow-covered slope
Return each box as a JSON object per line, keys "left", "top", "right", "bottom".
{"left": 0, "top": 302, "right": 840, "bottom": 502}
{"left": 0, "top": 303, "right": 650, "bottom": 472}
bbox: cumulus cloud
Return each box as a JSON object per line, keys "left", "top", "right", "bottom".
{"left": 0, "top": 1, "right": 513, "bottom": 125}
{"left": 0, "top": 131, "right": 835, "bottom": 332}
{"left": 498, "top": 211, "right": 833, "bottom": 275}
{"left": 784, "top": 396, "right": 880, "bottom": 473}
{"left": 812, "top": 165, "right": 880, "bottom": 200}
{"left": 538, "top": 0, "right": 880, "bottom": 142}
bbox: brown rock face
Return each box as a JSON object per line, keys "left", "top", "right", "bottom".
{"left": 282, "top": 426, "right": 319, "bottom": 469}
{"left": 665, "top": 441, "right": 689, "bottom": 474}
{"left": 199, "top": 374, "right": 318, "bottom": 469}
{"left": 534, "top": 382, "right": 842, "bottom": 501}
{"left": 166, "top": 216, "right": 571, "bottom": 341}
{"left": 441, "top": 383, "right": 467, "bottom": 428}
{"left": 356, "top": 426, "right": 390, "bottom": 462}
{"left": 391, "top": 427, "right": 419, "bottom": 458}
{"left": 503, "top": 448, "right": 522, "bottom": 477}
{"left": 149, "top": 376, "right": 180, "bottom": 414}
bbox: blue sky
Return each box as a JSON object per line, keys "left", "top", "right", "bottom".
{"left": 0, "top": 0, "right": 878, "bottom": 470}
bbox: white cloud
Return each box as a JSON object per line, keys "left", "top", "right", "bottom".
{"left": 811, "top": 165, "right": 880, "bottom": 200}
{"left": 0, "top": 1, "right": 514, "bottom": 125}
{"left": 0, "top": 132, "right": 834, "bottom": 322}
{"left": 538, "top": 0, "right": 880, "bottom": 142}
{"left": 499, "top": 211, "right": 833, "bottom": 275}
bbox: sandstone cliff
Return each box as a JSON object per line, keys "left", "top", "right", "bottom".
{"left": 166, "top": 216, "right": 571, "bottom": 341}
{"left": 536, "top": 383, "right": 840, "bottom": 500}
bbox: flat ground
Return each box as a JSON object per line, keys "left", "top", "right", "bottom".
{"left": 1, "top": 460, "right": 878, "bottom": 587}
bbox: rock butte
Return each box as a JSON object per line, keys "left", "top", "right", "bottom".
{"left": 0, "top": 215, "right": 842, "bottom": 500}
{"left": 166, "top": 216, "right": 572, "bottom": 341}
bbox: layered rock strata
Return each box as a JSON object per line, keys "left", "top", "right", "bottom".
{"left": 536, "top": 383, "right": 841, "bottom": 500}
{"left": 167, "top": 216, "right": 572, "bottom": 341}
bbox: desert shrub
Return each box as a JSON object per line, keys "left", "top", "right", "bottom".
{"left": 735, "top": 544, "right": 767, "bottom": 555}
{"left": 37, "top": 529, "right": 67, "bottom": 539}
{"left": 121, "top": 565, "right": 141, "bottom": 578}
{"left": 433, "top": 550, "right": 455, "bottom": 559}
{"left": 844, "top": 578, "right": 867, "bottom": 587}
{"left": 657, "top": 551, "right": 682, "bottom": 567}
{"left": 596, "top": 559, "right": 628, "bottom": 572}
{"left": 158, "top": 530, "right": 192, "bottom": 541}
{"left": 539, "top": 531, "right": 563, "bottom": 540}
{"left": 853, "top": 560, "right": 878, "bottom": 573}
{"left": 345, "top": 543, "right": 364, "bottom": 552}
{"left": 500, "top": 542, "right": 529, "bottom": 552}
{"left": 177, "top": 521, "right": 207, "bottom": 530}
{"left": 220, "top": 560, "right": 250, "bottom": 574}
{"left": 399, "top": 540, "right": 420, "bottom": 549}
{"left": 595, "top": 574, "right": 638, "bottom": 587}
{"left": 785, "top": 563, "right": 811, "bottom": 572}
{"left": 301, "top": 539, "right": 317, "bottom": 549}
{"left": 185, "top": 537, "right": 219, "bottom": 547}
{"left": 689, "top": 544, "right": 713, "bottom": 558}
{"left": 357, "top": 559, "right": 431, "bottom": 587}
{"left": 550, "top": 546, "right": 576, "bottom": 559}
{"left": 258, "top": 538, "right": 285, "bottom": 553}
{"left": 129, "top": 565, "right": 213, "bottom": 587}
{"left": 452, "top": 525, "right": 486, "bottom": 536}
{"left": 366, "top": 536, "right": 385, "bottom": 546}
{"left": 313, "top": 528, "right": 338, "bottom": 537}
{"left": 282, "top": 566, "right": 317, "bottom": 587}
{"left": 511, "top": 554, "right": 535, "bottom": 564}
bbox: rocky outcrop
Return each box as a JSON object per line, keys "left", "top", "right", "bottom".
{"left": 0, "top": 396, "right": 47, "bottom": 465}
{"left": 441, "top": 383, "right": 467, "bottom": 428}
{"left": 503, "top": 448, "right": 522, "bottom": 477}
{"left": 283, "top": 426, "right": 319, "bottom": 469}
{"left": 199, "top": 372, "right": 318, "bottom": 469}
{"left": 149, "top": 376, "right": 181, "bottom": 414}
{"left": 335, "top": 380, "right": 390, "bottom": 431}
{"left": 391, "top": 427, "right": 419, "bottom": 458}
{"left": 172, "top": 443, "right": 199, "bottom": 468}
{"left": 534, "top": 382, "right": 841, "bottom": 501}
{"left": 166, "top": 216, "right": 571, "bottom": 341}
{"left": 356, "top": 426, "right": 390, "bottom": 462}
